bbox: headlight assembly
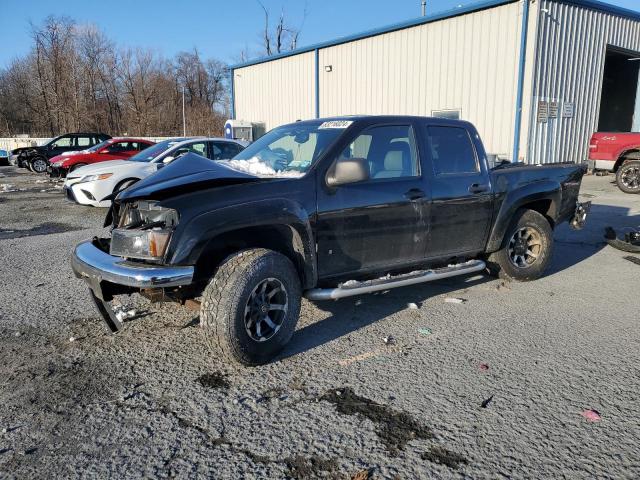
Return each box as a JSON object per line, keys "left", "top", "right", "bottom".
{"left": 110, "top": 201, "right": 179, "bottom": 261}
{"left": 78, "top": 173, "right": 113, "bottom": 183}
{"left": 110, "top": 228, "right": 172, "bottom": 261}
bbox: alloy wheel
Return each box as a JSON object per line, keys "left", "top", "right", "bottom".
{"left": 244, "top": 277, "right": 288, "bottom": 342}
{"left": 508, "top": 227, "right": 542, "bottom": 268}
{"left": 32, "top": 158, "right": 47, "bottom": 173}
{"left": 620, "top": 166, "right": 640, "bottom": 190}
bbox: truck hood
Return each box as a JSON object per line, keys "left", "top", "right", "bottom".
{"left": 116, "top": 153, "right": 260, "bottom": 201}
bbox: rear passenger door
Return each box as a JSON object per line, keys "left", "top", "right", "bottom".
{"left": 420, "top": 122, "right": 493, "bottom": 257}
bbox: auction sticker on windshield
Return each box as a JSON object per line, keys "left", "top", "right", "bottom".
{"left": 319, "top": 120, "right": 353, "bottom": 129}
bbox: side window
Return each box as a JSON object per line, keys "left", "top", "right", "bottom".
{"left": 77, "top": 136, "right": 92, "bottom": 147}
{"left": 137, "top": 142, "right": 151, "bottom": 151}
{"left": 210, "top": 143, "right": 222, "bottom": 160}
{"left": 213, "top": 142, "right": 242, "bottom": 160}
{"left": 51, "top": 137, "right": 72, "bottom": 148}
{"left": 107, "top": 142, "right": 130, "bottom": 153}
{"left": 187, "top": 142, "right": 207, "bottom": 156}
{"left": 339, "top": 125, "right": 419, "bottom": 179}
{"left": 425, "top": 126, "right": 479, "bottom": 175}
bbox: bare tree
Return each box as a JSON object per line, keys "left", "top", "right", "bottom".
{"left": 0, "top": 15, "right": 230, "bottom": 137}
{"left": 256, "top": 1, "right": 308, "bottom": 55}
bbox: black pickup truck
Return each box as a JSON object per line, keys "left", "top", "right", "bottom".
{"left": 71, "top": 116, "right": 589, "bottom": 365}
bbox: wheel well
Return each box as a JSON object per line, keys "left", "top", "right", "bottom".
{"left": 113, "top": 177, "right": 139, "bottom": 193}
{"left": 614, "top": 149, "right": 640, "bottom": 172}
{"left": 194, "top": 225, "right": 311, "bottom": 288}
{"left": 519, "top": 199, "right": 555, "bottom": 228}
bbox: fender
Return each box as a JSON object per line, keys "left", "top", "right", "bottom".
{"left": 486, "top": 179, "right": 561, "bottom": 252}
{"left": 167, "top": 198, "right": 317, "bottom": 288}
{"left": 614, "top": 147, "right": 640, "bottom": 170}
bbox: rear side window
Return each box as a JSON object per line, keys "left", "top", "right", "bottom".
{"left": 425, "top": 126, "right": 478, "bottom": 175}
{"left": 76, "top": 136, "right": 92, "bottom": 147}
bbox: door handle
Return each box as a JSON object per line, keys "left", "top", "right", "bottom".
{"left": 404, "top": 188, "right": 426, "bottom": 200}
{"left": 468, "top": 183, "right": 490, "bottom": 194}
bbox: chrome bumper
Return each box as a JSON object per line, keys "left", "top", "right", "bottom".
{"left": 71, "top": 240, "right": 194, "bottom": 299}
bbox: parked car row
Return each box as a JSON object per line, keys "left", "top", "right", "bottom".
{"left": 9, "top": 131, "right": 249, "bottom": 207}
{"left": 64, "top": 137, "right": 247, "bottom": 207}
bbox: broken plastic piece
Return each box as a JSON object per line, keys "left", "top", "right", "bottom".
{"left": 604, "top": 227, "right": 640, "bottom": 254}
{"left": 417, "top": 328, "right": 432, "bottom": 336}
{"left": 383, "top": 336, "right": 395, "bottom": 345}
{"left": 481, "top": 395, "right": 494, "bottom": 408}
{"left": 444, "top": 297, "right": 466, "bottom": 304}
{"left": 479, "top": 363, "right": 490, "bottom": 371}
{"left": 581, "top": 409, "right": 601, "bottom": 422}
{"left": 407, "top": 302, "right": 419, "bottom": 310}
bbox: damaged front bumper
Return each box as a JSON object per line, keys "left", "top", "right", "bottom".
{"left": 71, "top": 239, "right": 194, "bottom": 332}
{"left": 570, "top": 201, "right": 591, "bottom": 230}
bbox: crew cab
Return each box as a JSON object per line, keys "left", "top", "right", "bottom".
{"left": 48, "top": 137, "right": 155, "bottom": 178}
{"left": 12, "top": 133, "right": 111, "bottom": 173}
{"left": 71, "top": 116, "right": 589, "bottom": 366}
{"left": 588, "top": 132, "right": 640, "bottom": 194}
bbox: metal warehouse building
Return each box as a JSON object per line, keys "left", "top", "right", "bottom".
{"left": 230, "top": 0, "right": 640, "bottom": 164}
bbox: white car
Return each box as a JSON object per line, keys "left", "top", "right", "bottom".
{"left": 63, "top": 137, "right": 248, "bottom": 207}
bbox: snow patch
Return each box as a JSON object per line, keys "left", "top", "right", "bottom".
{"left": 218, "top": 157, "right": 304, "bottom": 178}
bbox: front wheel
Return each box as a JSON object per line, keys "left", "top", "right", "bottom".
{"left": 486, "top": 209, "right": 554, "bottom": 282}
{"left": 30, "top": 156, "right": 48, "bottom": 173}
{"left": 200, "top": 249, "right": 302, "bottom": 366}
{"left": 616, "top": 160, "right": 640, "bottom": 194}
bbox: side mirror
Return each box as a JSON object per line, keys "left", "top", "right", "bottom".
{"left": 162, "top": 155, "right": 175, "bottom": 164}
{"left": 326, "top": 157, "right": 369, "bottom": 187}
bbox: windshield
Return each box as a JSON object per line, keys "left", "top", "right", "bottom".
{"left": 86, "top": 140, "right": 112, "bottom": 153}
{"left": 219, "top": 122, "right": 345, "bottom": 178}
{"left": 129, "top": 138, "right": 186, "bottom": 162}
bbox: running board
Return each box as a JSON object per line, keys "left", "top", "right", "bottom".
{"left": 304, "top": 260, "right": 486, "bottom": 301}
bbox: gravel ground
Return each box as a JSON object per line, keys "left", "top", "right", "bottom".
{"left": 0, "top": 166, "right": 639, "bottom": 479}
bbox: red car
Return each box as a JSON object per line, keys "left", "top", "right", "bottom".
{"left": 48, "top": 138, "right": 155, "bottom": 177}
{"left": 588, "top": 132, "right": 640, "bottom": 194}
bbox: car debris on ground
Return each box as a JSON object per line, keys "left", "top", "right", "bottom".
{"left": 444, "top": 297, "right": 467, "bottom": 304}
{"left": 581, "top": 409, "right": 602, "bottom": 422}
{"left": 604, "top": 227, "right": 640, "bottom": 253}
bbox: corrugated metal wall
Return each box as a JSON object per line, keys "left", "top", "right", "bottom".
{"left": 527, "top": 1, "right": 640, "bottom": 164}
{"left": 234, "top": 51, "right": 316, "bottom": 131}
{"left": 318, "top": 2, "right": 523, "bottom": 157}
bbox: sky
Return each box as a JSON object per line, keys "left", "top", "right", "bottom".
{"left": 1, "top": 0, "right": 639, "bottom": 68}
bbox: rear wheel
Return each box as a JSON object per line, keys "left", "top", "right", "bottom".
{"left": 616, "top": 160, "right": 640, "bottom": 194}
{"left": 486, "top": 209, "right": 553, "bottom": 281}
{"left": 200, "top": 248, "right": 301, "bottom": 366}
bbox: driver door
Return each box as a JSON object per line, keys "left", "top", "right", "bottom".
{"left": 316, "top": 123, "right": 430, "bottom": 280}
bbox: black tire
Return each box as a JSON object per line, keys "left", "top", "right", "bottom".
{"left": 113, "top": 178, "right": 138, "bottom": 194}
{"left": 486, "top": 209, "right": 554, "bottom": 282}
{"left": 30, "top": 156, "right": 48, "bottom": 173}
{"left": 200, "top": 248, "right": 301, "bottom": 366}
{"left": 616, "top": 160, "right": 640, "bottom": 194}
{"left": 70, "top": 163, "right": 87, "bottom": 172}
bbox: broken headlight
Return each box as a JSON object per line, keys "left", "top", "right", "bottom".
{"left": 110, "top": 201, "right": 178, "bottom": 261}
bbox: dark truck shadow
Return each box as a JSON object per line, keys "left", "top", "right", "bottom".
{"left": 281, "top": 203, "right": 638, "bottom": 360}
{"left": 279, "top": 273, "right": 492, "bottom": 360}
{"left": 549, "top": 203, "right": 639, "bottom": 275}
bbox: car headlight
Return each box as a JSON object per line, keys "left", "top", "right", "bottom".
{"left": 110, "top": 201, "right": 179, "bottom": 261}
{"left": 78, "top": 173, "right": 113, "bottom": 183}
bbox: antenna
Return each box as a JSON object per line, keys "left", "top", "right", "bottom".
{"left": 421, "top": 0, "right": 427, "bottom": 16}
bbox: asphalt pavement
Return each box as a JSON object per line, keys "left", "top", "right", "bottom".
{"left": 0, "top": 166, "right": 638, "bottom": 479}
